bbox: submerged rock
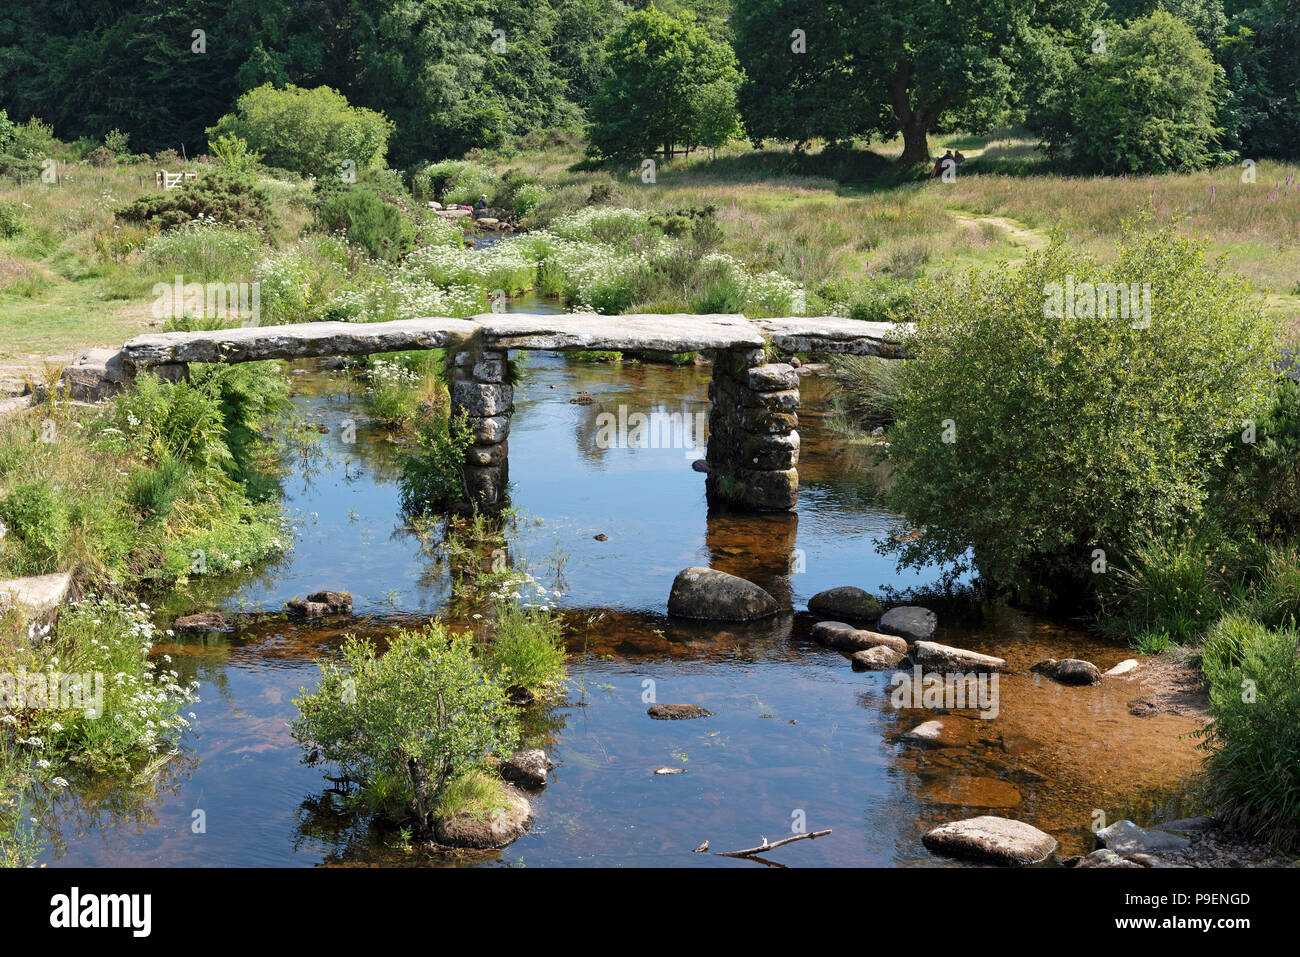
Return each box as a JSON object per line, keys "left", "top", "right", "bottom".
{"left": 433, "top": 784, "right": 533, "bottom": 849}
{"left": 1104, "top": 658, "right": 1140, "bottom": 677}
{"left": 287, "top": 590, "right": 353, "bottom": 620}
{"left": 647, "top": 703, "right": 713, "bottom": 720}
{"left": 851, "top": 645, "right": 906, "bottom": 670}
{"left": 667, "top": 567, "right": 779, "bottom": 621}
{"left": 811, "top": 621, "right": 907, "bottom": 654}
{"left": 904, "top": 720, "right": 945, "bottom": 743}
{"left": 922, "top": 815, "right": 1058, "bottom": 865}
{"left": 878, "top": 606, "right": 937, "bottom": 642}
{"left": 499, "top": 748, "right": 553, "bottom": 790}
{"left": 807, "top": 586, "right": 882, "bottom": 622}
{"left": 913, "top": 640, "right": 1005, "bottom": 673}
{"left": 1075, "top": 848, "right": 1143, "bottom": 869}
{"left": 1032, "top": 657, "right": 1102, "bottom": 685}
{"left": 1096, "top": 820, "right": 1191, "bottom": 855}
{"left": 172, "top": 611, "right": 233, "bottom": 634}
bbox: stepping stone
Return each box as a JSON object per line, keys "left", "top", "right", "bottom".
{"left": 913, "top": 640, "right": 1005, "bottom": 673}
{"left": 667, "top": 567, "right": 778, "bottom": 621}
{"left": 1031, "top": 657, "right": 1102, "bottom": 685}
{"left": 807, "top": 586, "right": 882, "bottom": 621}
{"left": 1104, "top": 658, "right": 1140, "bottom": 677}
{"left": 923, "top": 815, "right": 1057, "bottom": 865}
{"left": 811, "top": 621, "right": 906, "bottom": 653}
{"left": 647, "top": 703, "right": 713, "bottom": 720}
{"left": 878, "top": 606, "right": 937, "bottom": 641}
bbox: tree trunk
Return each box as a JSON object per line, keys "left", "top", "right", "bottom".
{"left": 899, "top": 119, "right": 931, "bottom": 165}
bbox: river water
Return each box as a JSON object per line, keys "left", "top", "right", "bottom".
{"left": 37, "top": 294, "right": 1205, "bottom": 867}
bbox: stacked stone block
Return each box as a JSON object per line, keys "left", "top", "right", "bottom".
{"left": 451, "top": 347, "right": 512, "bottom": 511}
{"left": 705, "top": 348, "right": 800, "bottom": 511}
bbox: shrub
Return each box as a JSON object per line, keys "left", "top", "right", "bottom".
{"left": 291, "top": 624, "right": 519, "bottom": 833}
{"left": 209, "top": 84, "right": 392, "bottom": 178}
{"left": 485, "top": 600, "right": 567, "bottom": 696}
{"left": 313, "top": 185, "right": 414, "bottom": 261}
{"left": 884, "top": 220, "right": 1278, "bottom": 604}
{"left": 0, "top": 481, "right": 71, "bottom": 573}
{"left": 0, "top": 201, "right": 21, "bottom": 239}
{"left": 1212, "top": 379, "right": 1300, "bottom": 538}
{"left": 399, "top": 412, "right": 473, "bottom": 513}
{"left": 1244, "top": 546, "right": 1300, "bottom": 629}
{"left": 208, "top": 133, "right": 263, "bottom": 176}
{"left": 116, "top": 171, "right": 276, "bottom": 233}
{"left": 103, "top": 128, "right": 130, "bottom": 156}
{"left": 1196, "top": 621, "right": 1300, "bottom": 852}
{"left": 1072, "top": 12, "right": 1223, "bottom": 173}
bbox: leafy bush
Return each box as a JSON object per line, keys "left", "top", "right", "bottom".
{"left": 208, "top": 133, "right": 263, "bottom": 175}
{"left": 116, "top": 171, "right": 276, "bottom": 233}
{"left": 1072, "top": 12, "right": 1223, "bottom": 173}
{"left": 208, "top": 84, "right": 392, "bottom": 178}
{"left": 313, "top": 185, "right": 414, "bottom": 262}
{"left": 291, "top": 623, "right": 519, "bottom": 833}
{"left": 0, "top": 481, "right": 71, "bottom": 573}
{"left": 1212, "top": 379, "right": 1300, "bottom": 539}
{"left": 485, "top": 600, "right": 567, "bottom": 695}
{"left": 1197, "top": 620, "right": 1300, "bottom": 852}
{"left": 884, "top": 221, "right": 1278, "bottom": 604}
{"left": 399, "top": 412, "right": 473, "bottom": 514}
{"left": 0, "top": 201, "right": 21, "bottom": 239}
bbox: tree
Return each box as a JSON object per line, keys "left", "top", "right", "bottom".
{"left": 733, "top": 0, "right": 1035, "bottom": 163}
{"left": 1217, "top": 0, "right": 1300, "bottom": 158}
{"left": 1072, "top": 11, "right": 1223, "bottom": 172}
{"left": 586, "top": 7, "right": 742, "bottom": 161}
{"left": 207, "top": 84, "right": 393, "bottom": 178}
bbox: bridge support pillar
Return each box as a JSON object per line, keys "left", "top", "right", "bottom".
{"left": 451, "top": 347, "right": 512, "bottom": 512}
{"left": 705, "top": 348, "right": 799, "bottom": 511}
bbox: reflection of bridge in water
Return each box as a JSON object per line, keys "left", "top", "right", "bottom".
{"left": 83, "top": 313, "right": 907, "bottom": 513}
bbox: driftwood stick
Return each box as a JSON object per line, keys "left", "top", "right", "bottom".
{"left": 713, "top": 829, "right": 832, "bottom": 858}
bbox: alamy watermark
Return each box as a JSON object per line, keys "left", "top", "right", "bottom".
{"left": 152, "top": 275, "right": 261, "bottom": 326}
{"left": 595, "top": 406, "right": 707, "bottom": 457}
{"left": 1, "top": 668, "right": 104, "bottom": 719}
{"left": 1043, "top": 275, "right": 1151, "bottom": 328}
{"left": 889, "top": 666, "right": 1000, "bottom": 719}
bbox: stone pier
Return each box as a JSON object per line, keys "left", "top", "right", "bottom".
{"left": 706, "top": 348, "right": 800, "bottom": 511}
{"left": 451, "top": 346, "right": 512, "bottom": 511}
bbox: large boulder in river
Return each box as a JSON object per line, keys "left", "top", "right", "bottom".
{"left": 807, "top": 586, "right": 882, "bottom": 622}
{"left": 914, "top": 640, "right": 1005, "bottom": 673}
{"left": 922, "top": 815, "right": 1058, "bottom": 865}
{"left": 499, "top": 748, "right": 553, "bottom": 790}
{"left": 811, "top": 621, "right": 907, "bottom": 654}
{"left": 433, "top": 784, "right": 533, "bottom": 849}
{"left": 667, "top": 567, "right": 778, "bottom": 621}
{"left": 1032, "top": 657, "right": 1102, "bottom": 686}
{"left": 878, "top": 606, "right": 937, "bottom": 642}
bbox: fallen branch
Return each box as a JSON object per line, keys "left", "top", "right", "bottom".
{"left": 713, "top": 829, "right": 832, "bottom": 858}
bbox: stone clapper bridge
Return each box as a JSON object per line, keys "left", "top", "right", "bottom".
{"left": 74, "top": 313, "right": 906, "bottom": 512}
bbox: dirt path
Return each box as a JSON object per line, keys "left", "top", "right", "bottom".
{"left": 949, "top": 210, "right": 1049, "bottom": 264}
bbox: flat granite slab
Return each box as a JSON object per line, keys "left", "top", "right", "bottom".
{"left": 476, "top": 313, "right": 766, "bottom": 353}
{"left": 122, "top": 318, "right": 481, "bottom": 367}
{"left": 752, "top": 316, "right": 910, "bottom": 356}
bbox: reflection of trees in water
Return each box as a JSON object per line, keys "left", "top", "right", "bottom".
{"left": 39, "top": 751, "right": 198, "bottom": 861}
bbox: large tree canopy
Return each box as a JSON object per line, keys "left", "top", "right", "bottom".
{"left": 0, "top": 0, "right": 627, "bottom": 165}
{"left": 733, "top": 0, "right": 1036, "bottom": 162}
